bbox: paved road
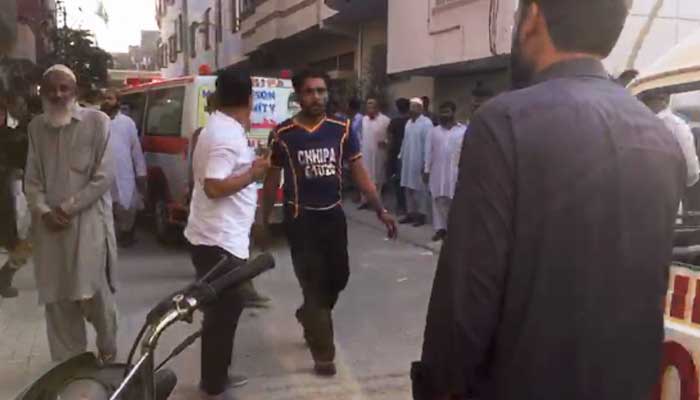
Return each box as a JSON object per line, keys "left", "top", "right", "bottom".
{"left": 0, "top": 209, "right": 439, "bottom": 399}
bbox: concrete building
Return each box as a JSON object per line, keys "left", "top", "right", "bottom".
{"left": 385, "top": 0, "right": 515, "bottom": 120}
{"left": 155, "top": 0, "right": 392, "bottom": 104}
{"left": 113, "top": 30, "right": 160, "bottom": 71}
{"left": 0, "top": 0, "right": 55, "bottom": 94}
{"left": 239, "top": 0, "right": 390, "bottom": 98}
{"left": 384, "top": 0, "right": 700, "bottom": 121}
{"left": 155, "top": 0, "right": 244, "bottom": 78}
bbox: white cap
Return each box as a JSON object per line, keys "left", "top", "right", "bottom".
{"left": 409, "top": 97, "right": 424, "bottom": 106}
{"left": 43, "top": 64, "right": 77, "bottom": 83}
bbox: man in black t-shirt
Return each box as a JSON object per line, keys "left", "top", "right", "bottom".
{"left": 262, "top": 69, "right": 397, "bottom": 377}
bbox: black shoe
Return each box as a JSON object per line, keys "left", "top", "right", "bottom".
{"left": 357, "top": 203, "right": 369, "bottom": 210}
{"left": 399, "top": 215, "right": 415, "bottom": 224}
{"left": 412, "top": 215, "right": 426, "bottom": 227}
{"left": 0, "top": 285, "right": 18, "bottom": 298}
{"left": 314, "top": 361, "right": 337, "bottom": 377}
{"left": 0, "top": 263, "right": 19, "bottom": 298}
{"left": 199, "top": 374, "right": 248, "bottom": 397}
{"left": 431, "top": 229, "right": 447, "bottom": 242}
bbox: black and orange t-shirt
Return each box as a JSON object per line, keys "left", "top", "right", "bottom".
{"left": 270, "top": 116, "right": 362, "bottom": 215}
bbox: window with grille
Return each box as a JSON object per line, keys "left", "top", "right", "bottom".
{"left": 203, "top": 8, "right": 212, "bottom": 50}
{"left": 240, "top": 0, "right": 255, "bottom": 18}
{"left": 216, "top": 0, "right": 223, "bottom": 42}
{"left": 231, "top": 0, "right": 241, "bottom": 32}
{"left": 190, "top": 22, "right": 198, "bottom": 58}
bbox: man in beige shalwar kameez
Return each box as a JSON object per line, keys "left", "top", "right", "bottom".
{"left": 25, "top": 65, "right": 118, "bottom": 363}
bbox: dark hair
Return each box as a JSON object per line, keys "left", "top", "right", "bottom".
{"left": 104, "top": 88, "right": 121, "bottom": 103}
{"left": 348, "top": 97, "right": 361, "bottom": 112}
{"left": 292, "top": 69, "right": 330, "bottom": 93}
{"left": 521, "top": 0, "right": 628, "bottom": 57}
{"left": 395, "top": 98, "right": 410, "bottom": 114}
{"left": 421, "top": 96, "right": 430, "bottom": 106}
{"left": 439, "top": 101, "right": 457, "bottom": 113}
{"left": 215, "top": 67, "right": 252, "bottom": 108}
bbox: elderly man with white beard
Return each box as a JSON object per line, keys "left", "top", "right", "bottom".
{"left": 24, "top": 65, "right": 118, "bottom": 363}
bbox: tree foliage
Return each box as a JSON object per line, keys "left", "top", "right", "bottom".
{"left": 40, "top": 27, "right": 113, "bottom": 89}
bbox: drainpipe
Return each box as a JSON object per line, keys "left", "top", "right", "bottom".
{"left": 183, "top": 0, "right": 190, "bottom": 75}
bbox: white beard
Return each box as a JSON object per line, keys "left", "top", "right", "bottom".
{"left": 42, "top": 98, "right": 75, "bottom": 128}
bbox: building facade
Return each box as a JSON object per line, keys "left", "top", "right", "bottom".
{"left": 154, "top": 1, "right": 700, "bottom": 118}
{"left": 155, "top": 0, "right": 244, "bottom": 78}
{"left": 384, "top": 0, "right": 700, "bottom": 121}
{"left": 0, "top": 0, "right": 55, "bottom": 95}
{"left": 155, "top": 0, "right": 392, "bottom": 104}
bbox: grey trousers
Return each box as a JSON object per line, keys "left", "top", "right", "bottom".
{"left": 113, "top": 202, "right": 137, "bottom": 235}
{"left": 432, "top": 196, "right": 452, "bottom": 232}
{"left": 45, "top": 289, "right": 118, "bottom": 362}
{"left": 405, "top": 188, "right": 428, "bottom": 216}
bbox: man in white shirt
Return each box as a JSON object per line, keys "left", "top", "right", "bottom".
{"left": 641, "top": 92, "right": 700, "bottom": 187}
{"left": 359, "top": 98, "right": 391, "bottom": 208}
{"left": 424, "top": 101, "right": 466, "bottom": 241}
{"left": 400, "top": 98, "right": 433, "bottom": 227}
{"left": 184, "top": 69, "right": 270, "bottom": 400}
{"left": 101, "top": 89, "right": 147, "bottom": 247}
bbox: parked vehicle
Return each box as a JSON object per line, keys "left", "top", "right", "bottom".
{"left": 629, "top": 30, "right": 700, "bottom": 400}
{"left": 120, "top": 76, "right": 294, "bottom": 243}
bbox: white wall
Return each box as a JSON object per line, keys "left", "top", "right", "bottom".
{"left": 388, "top": 0, "right": 700, "bottom": 78}
{"left": 387, "top": 0, "right": 516, "bottom": 74}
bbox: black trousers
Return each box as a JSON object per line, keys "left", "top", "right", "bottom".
{"left": 190, "top": 245, "right": 246, "bottom": 395}
{"left": 285, "top": 206, "right": 350, "bottom": 363}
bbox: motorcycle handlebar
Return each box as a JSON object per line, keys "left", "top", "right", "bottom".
{"left": 193, "top": 253, "right": 276, "bottom": 306}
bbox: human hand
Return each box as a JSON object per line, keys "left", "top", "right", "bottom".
{"left": 377, "top": 210, "right": 398, "bottom": 239}
{"left": 251, "top": 157, "right": 271, "bottom": 181}
{"left": 42, "top": 208, "right": 70, "bottom": 231}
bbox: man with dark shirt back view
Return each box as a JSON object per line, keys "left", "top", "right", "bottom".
{"left": 413, "top": 1, "right": 686, "bottom": 400}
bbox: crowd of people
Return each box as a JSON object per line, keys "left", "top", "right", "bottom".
{"left": 1, "top": 1, "right": 699, "bottom": 399}
{"left": 339, "top": 86, "right": 493, "bottom": 242}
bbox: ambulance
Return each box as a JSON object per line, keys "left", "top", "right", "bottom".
{"left": 629, "top": 30, "right": 700, "bottom": 400}
{"left": 120, "top": 75, "right": 296, "bottom": 242}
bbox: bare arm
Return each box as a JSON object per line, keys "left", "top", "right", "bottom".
{"left": 261, "top": 167, "right": 282, "bottom": 225}
{"left": 204, "top": 157, "right": 269, "bottom": 199}
{"left": 350, "top": 159, "right": 397, "bottom": 238}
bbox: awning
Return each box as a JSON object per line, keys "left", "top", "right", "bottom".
{"left": 629, "top": 29, "right": 700, "bottom": 95}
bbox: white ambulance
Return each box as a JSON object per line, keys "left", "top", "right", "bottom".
{"left": 120, "top": 75, "right": 295, "bottom": 242}
{"left": 629, "top": 30, "right": 700, "bottom": 400}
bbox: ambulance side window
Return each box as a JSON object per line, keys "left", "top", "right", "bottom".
{"left": 121, "top": 92, "right": 147, "bottom": 136}
{"left": 145, "top": 86, "right": 185, "bottom": 137}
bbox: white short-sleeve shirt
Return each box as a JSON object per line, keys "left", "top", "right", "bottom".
{"left": 184, "top": 111, "right": 257, "bottom": 259}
